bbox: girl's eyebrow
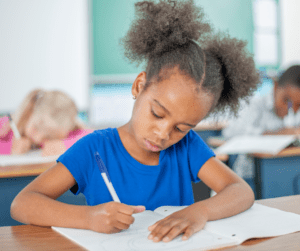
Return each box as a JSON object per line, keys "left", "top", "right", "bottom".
{"left": 153, "top": 99, "right": 196, "bottom": 128}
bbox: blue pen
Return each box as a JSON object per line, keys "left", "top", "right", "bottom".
{"left": 94, "top": 152, "right": 120, "bottom": 202}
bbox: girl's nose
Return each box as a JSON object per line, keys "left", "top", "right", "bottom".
{"left": 155, "top": 121, "right": 171, "bottom": 141}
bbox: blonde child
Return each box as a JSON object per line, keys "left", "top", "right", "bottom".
{"left": 11, "top": 0, "right": 260, "bottom": 243}
{"left": 0, "top": 89, "right": 92, "bottom": 156}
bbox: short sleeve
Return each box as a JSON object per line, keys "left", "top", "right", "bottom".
{"left": 57, "top": 133, "right": 96, "bottom": 195}
{"left": 187, "top": 130, "right": 215, "bottom": 183}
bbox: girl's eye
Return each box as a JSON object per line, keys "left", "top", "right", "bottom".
{"left": 151, "top": 109, "right": 162, "bottom": 119}
{"left": 175, "top": 126, "right": 185, "bottom": 133}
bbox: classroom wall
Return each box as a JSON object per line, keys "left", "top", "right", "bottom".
{"left": 280, "top": 0, "right": 300, "bottom": 69}
{"left": 92, "top": 0, "right": 254, "bottom": 75}
{"left": 0, "top": 0, "right": 90, "bottom": 113}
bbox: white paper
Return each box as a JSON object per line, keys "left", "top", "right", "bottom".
{"left": 52, "top": 210, "right": 236, "bottom": 251}
{"left": 52, "top": 203, "right": 300, "bottom": 251}
{"left": 205, "top": 203, "right": 300, "bottom": 244}
{"left": 0, "top": 150, "right": 59, "bottom": 166}
{"left": 215, "top": 135, "right": 297, "bottom": 155}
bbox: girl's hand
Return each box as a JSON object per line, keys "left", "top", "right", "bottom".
{"left": 42, "top": 140, "right": 66, "bottom": 156}
{"left": 148, "top": 204, "right": 208, "bottom": 242}
{"left": 11, "top": 137, "right": 32, "bottom": 155}
{"left": 87, "top": 202, "right": 145, "bottom": 233}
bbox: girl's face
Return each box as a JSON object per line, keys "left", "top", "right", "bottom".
{"left": 274, "top": 83, "right": 300, "bottom": 118}
{"left": 25, "top": 114, "right": 68, "bottom": 145}
{"left": 127, "top": 68, "right": 214, "bottom": 157}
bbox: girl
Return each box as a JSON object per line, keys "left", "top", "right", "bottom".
{"left": 0, "top": 89, "right": 92, "bottom": 156}
{"left": 222, "top": 65, "right": 300, "bottom": 181}
{"left": 11, "top": 0, "right": 260, "bottom": 243}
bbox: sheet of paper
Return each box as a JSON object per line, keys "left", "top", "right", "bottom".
{"left": 215, "top": 135, "right": 297, "bottom": 155}
{"left": 0, "top": 150, "right": 59, "bottom": 166}
{"left": 204, "top": 203, "right": 300, "bottom": 244}
{"left": 52, "top": 210, "right": 236, "bottom": 251}
{"left": 154, "top": 205, "right": 187, "bottom": 216}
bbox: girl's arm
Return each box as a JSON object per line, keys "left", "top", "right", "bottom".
{"left": 11, "top": 162, "right": 144, "bottom": 232}
{"left": 148, "top": 157, "right": 254, "bottom": 242}
{"left": 194, "top": 157, "right": 254, "bottom": 220}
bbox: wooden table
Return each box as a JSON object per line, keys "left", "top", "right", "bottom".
{"left": 0, "top": 162, "right": 55, "bottom": 178}
{"left": 1, "top": 195, "right": 300, "bottom": 250}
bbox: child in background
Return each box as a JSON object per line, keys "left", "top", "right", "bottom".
{"left": 0, "top": 89, "right": 92, "bottom": 156}
{"left": 223, "top": 65, "right": 300, "bottom": 138}
{"left": 11, "top": 0, "right": 260, "bottom": 243}
{"left": 222, "top": 65, "right": 300, "bottom": 180}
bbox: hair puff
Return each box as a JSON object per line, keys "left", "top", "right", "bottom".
{"left": 203, "top": 32, "right": 261, "bottom": 116}
{"left": 120, "top": 0, "right": 211, "bottom": 65}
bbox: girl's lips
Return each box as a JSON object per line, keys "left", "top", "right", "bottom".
{"left": 145, "top": 139, "right": 161, "bottom": 152}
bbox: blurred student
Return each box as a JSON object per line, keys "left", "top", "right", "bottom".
{"left": 223, "top": 65, "right": 300, "bottom": 179}
{"left": 0, "top": 89, "right": 92, "bottom": 156}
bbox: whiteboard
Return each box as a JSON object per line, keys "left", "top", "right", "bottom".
{"left": 0, "top": 0, "right": 90, "bottom": 113}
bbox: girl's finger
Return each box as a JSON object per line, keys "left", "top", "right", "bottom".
{"left": 182, "top": 226, "right": 195, "bottom": 241}
{"left": 148, "top": 222, "right": 157, "bottom": 231}
{"left": 117, "top": 213, "right": 135, "bottom": 226}
{"left": 148, "top": 216, "right": 170, "bottom": 231}
{"left": 114, "top": 220, "right": 131, "bottom": 231}
{"left": 148, "top": 219, "right": 178, "bottom": 242}
{"left": 162, "top": 224, "right": 188, "bottom": 242}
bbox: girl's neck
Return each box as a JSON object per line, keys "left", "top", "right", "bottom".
{"left": 117, "top": 124, "right": 160, "bottom": 166}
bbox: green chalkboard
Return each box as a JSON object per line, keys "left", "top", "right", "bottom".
{"left": 92, "top": 0, "right": 254, "bottom": 75}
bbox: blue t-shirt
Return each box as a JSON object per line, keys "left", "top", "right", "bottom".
{"left": 58, "top": 128, "right": 215, "bottom": 210}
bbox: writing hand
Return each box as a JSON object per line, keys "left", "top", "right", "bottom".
{"left": 87, "top": 202, "right": 145, "bottom": 233}
{"left": 11, "top": 137, "right": 32, "bottom": 155}
{"left": 148, "top": 204, "right": 208, "bottom": 242}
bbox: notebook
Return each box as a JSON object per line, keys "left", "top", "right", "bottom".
{"left": 52, "top": 203, "right": 300, "bottom": 251}
{"left": 215, "top": 135, "right": 300, "bottom": 155}
{"left": 0, "top": 150, "right": 59, "bottom": 166}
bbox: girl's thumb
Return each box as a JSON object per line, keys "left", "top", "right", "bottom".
{"left": 132, "top": 205, "right": 145, "bottom": 214}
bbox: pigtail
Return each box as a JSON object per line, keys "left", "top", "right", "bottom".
{"left": 203, "top": 32, "right": 261, "bottom": 116}
{"left": 13, "top": 89, "right": 44, "bottom": 136}
{"left": 120, "top": 0, "right": 211, "bottom": 66}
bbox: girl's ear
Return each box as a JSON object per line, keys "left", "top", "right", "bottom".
{"left": 132, "top": 71, "right": 147, "bottom": 98}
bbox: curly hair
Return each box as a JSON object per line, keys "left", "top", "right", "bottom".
{"left": 120, "top": 0, "right": 261, "bottom": 116}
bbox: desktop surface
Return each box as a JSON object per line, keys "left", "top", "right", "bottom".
{"left": 1, "top": 195, "right": 300, "bottom": 251}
